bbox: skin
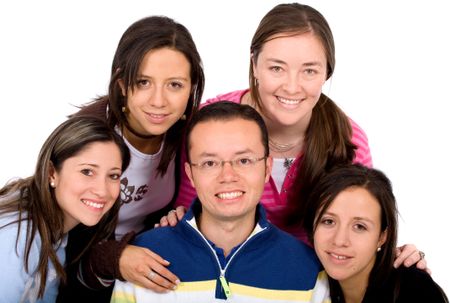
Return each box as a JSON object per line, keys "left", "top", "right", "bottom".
{"left": 49, "top": 141, "right": 123, "bottom": 233}
{"left": 252, "top": 32, "right": 327, "bottom": 132}
{"left": 185, "top": 118, "right": 272, "bottom": 256}
{"left": 120, "top": 47, "right": 192, "bottom": 154}
{"left": 313, "top": 187, "right": 387, "bottom": 303}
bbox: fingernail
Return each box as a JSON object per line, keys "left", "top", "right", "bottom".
{"left": 164, "top": 259, "right": 170, "bottom": 264}
{"left": 175, "top": 279, "right": 181, "bottom": 285}
{"left": 172, "top": 285, "right": 177, "bottom": 290}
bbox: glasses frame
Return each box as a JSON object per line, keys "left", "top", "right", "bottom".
{"left": 189, "top": 156, "right": 267, "bottom": 174}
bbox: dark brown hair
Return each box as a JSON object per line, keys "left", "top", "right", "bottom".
{"left": 77, "top": 15, "right": 204, "bottom": 176}
{"left": 0, "top": 116, "right": 130, "bottom": 298}
{"left": 185, "top": 101, "right": 269, "bottom": 162}
{"left": 249, "top": 3, "right": 355, "bottom": 221}
{"left": 303, "top": 164, "right": 397, "bottom": 289}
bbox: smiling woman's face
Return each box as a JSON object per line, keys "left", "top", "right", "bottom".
{"left": 50, "top": 141, "right": 123, "bottom": 233}
{"left": 313, "top": 186, "right": 387, "bottom": 286}
{"left": 252, "top": 32, "right": 327, "bottom": 128}
{"left": 122, "top": 47, "right": 192, "bottom": 137}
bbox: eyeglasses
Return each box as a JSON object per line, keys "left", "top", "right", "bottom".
{"left": 190, "top": 156, "right": 266, "bottom": 175}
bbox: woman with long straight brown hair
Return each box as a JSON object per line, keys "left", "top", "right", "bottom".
{"left": 0, "top": 115, "right": 130, "bottom": 302}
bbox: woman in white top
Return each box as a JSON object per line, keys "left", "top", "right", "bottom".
{"left": 57, "top": 15, "right": 205, "bottom": 302}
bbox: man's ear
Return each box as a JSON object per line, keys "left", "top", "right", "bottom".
{"left": 264, "top": 156, "right": 273, "bottom": 183}
{"left": 185, "top": 162, "right": 196, "bottom": 189}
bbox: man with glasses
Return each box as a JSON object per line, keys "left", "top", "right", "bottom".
{"left": 111, "top": 101, "right": 329, "bottom": 302}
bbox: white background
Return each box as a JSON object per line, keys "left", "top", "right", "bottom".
{"left": 1, "top": 0, "right": 448, "bottom": 295}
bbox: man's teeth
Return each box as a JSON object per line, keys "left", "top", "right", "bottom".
{"left": 277, "top": 97, "right": 301, "bottom": 105}
{"left": 217, "top": 192, "right": 243, "bottom": 199}
{"left": 331, "top": 253, "right": 348, "bottom": 260}
{"left": 81, "top": 199, "right": 104, "bottom": 209}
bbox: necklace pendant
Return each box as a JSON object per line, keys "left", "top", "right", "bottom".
{"left": 284, "top": 158, "right": 294, "bottom": 170}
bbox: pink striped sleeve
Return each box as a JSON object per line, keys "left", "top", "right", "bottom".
{"left": 350, "top": 119, "right": 373, "bottom": 167}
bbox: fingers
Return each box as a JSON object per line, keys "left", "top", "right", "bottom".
{"left": 144, "top": 250, "right": 180, "bottom": 285}
{"left": 394, "top": 244, "right": 429, "bottom": 273}
{"left": 418, "top": 251, "right": 425, "bottom": 260}
{"left": 146, "top": 266, "right": 180, "bottom": 291}
{"left": 158, "top": 215, "right": 170, "bottom": 227}
{"left": 175, "top": 206, "right": 186, "bottom": 221}
{"left": 166, "top": 210, "right": 177, "bottom": 226}
{"left": 157, "top": 206, "right": 187, "bottom": 228}
{"left": 166, "top": 206, "right": 186, "bottom": 226}
{"left": 145, "top": 249, "right": 170, "bottom": 266}
{"left": 393, "top": 244, "right": 415, "bottom": 268}
{"left": 414, "top": 252, "right": 431, "bottom": 274}
{"left": 132, "top": 264, "right": 177, "bottom": 293}
{"left": 119, "top": 246, "right": 180, "bottom": 292}
{"left": 393, "top": 245, "right": 405, "bottom": 268}
{"left": 415, "top": 258, "right": 430, "bottom": 271}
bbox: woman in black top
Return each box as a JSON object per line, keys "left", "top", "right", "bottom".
{"left": 303, "top": 164, "right": 448, "bottom": 303}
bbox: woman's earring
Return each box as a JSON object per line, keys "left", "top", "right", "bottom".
{"left": 50, "top": 181, "right": 55, "bottom": 188}
{"left": 180, "top": 114, "right": 186, "bottom": 121}
{"left": 254, "top": 78, "right": 259, "bottom": 87}
{"left": 122, "top": 106, "right": 128, "bottom": 113}
{"left": 377, "top": 247, "right": 381, "bottom": 252}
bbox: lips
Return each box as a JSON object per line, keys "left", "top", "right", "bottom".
{"left": 144, "top": 112, "right": 169, "bottom": 124}
{"left": 216, "top": 191, "right": 244, "bottom": 200}
{"left": 81, "top": 199, "right": 106, "bottom": 210}
{"left": 330, "top": 252, "right": 349, "bottom": 260}
{"left": 328, "top": 251, "right": 352, "bottom": 261}
{"left": 276, "top": 96, "right": 302, "bottom": 105}
{"left": 147, "top": 113, "right": 168, "bottom": 118}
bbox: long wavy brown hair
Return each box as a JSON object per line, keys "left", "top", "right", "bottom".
{"left": 0, "top": 116, "right": 130, "bottom": 298}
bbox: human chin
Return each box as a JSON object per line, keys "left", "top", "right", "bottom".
{"left": 78, "top": 209, "right": 109, "bottom": 227}
{"left": 142, "top": 116, "right": 179, "bottom": 136}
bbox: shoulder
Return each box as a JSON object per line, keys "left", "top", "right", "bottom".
{"left": 203, "top": 89, "right": 248, "bottom": 106}
{"left": 396, "top": 267, "right": 448, "bottom": 302}
{"left": 132, "top": 223, "right": 204, "bottom": 269}
{"left": 0, "top": 213, "right": 40, "bottom": 258}
{"left": 347, "top": 117, "right": 368, "bottom": 140}
{"left": 347, "top": 117, "right": 373, "bottom": 166}
{"left": 133, "top": 226, "right": 179, "bottom": 252}
{"left": 0, "top": 212, "right": 27, "bottom": 240}
{"left": 266, "top": 224, "right": 321, "bottom": 269}
{"left": 238, "top": 224, "right": 323, "bottom": 290}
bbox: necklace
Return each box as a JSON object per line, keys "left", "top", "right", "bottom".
{"left": 283, "top": 158, "right": 294, "bottom": 171}
{"left": 283, "top": 158, "right": 294, "bottom": 170}
{"left": 269, "top": 138, "right": 298, "bottom": 153}
{"left": 269, "top": 137, "right": 299, "bottom": 171}
{"left": 123, "top": 120, "right": 158, "bottom": 139}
